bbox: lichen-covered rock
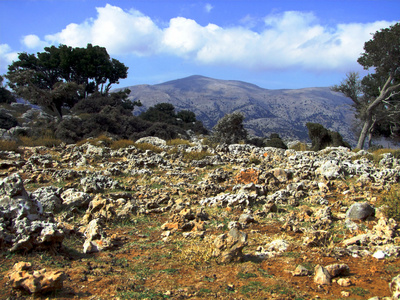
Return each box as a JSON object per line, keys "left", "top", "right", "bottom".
{"left": 61, "top": 188, "right": 92, "bottom": 209}
{"left": 0, "top": 174, "right": 64, "bottom": 252}
{"left": 213, "top": 228, "right": 248, "bottom": 263}
{"left": 31, "top": 186, "right": 63, "bottom": 213}
{"left": 80, "top": 175, "right": 121, "bottom": 193}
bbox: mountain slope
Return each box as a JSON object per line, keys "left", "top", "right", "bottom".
{"left": 123, "top": 75, "right": 356, "bottom": 144}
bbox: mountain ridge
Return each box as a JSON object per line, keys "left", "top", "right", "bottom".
{"left": 120, "top": 75, "right": 356, "bottom": 145}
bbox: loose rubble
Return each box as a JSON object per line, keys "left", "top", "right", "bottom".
{"left": 0, "top": 141, "right": 399, "bottom": 298}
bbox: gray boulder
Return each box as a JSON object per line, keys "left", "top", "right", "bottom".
{"left": 61, "top": 188, "right": 92, "bottom": 209}
{"left": 0, "top": 174, "right": 64, "bottom": 252}
{"left": 31, "top": 186, "right": 63, "bottom": 213}
{"left": 346, "top": 202, "right": 375, "bottom": 220}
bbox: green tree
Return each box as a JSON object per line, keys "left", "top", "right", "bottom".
{"left": 5, "top": 44, "right": 128, "bottom": 118}
{"left": 211, "top": 112, "right": 247, "bottom": 144}
{"left": 332, "top": 23, "right": 400, "bottom": 149}
{"left": 306, "top": 122, "right": 349, "bottom": 151}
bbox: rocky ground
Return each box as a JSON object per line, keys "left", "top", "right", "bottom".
{"left": 1, "top": 137, "right": 400, "bottom": 299}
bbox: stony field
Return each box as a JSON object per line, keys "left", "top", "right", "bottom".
{"left": 1, "top": 137, "right": 400, "bottom": 299}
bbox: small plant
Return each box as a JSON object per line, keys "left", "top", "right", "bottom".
{"left": 350, "top": 286, "right": 370, "bottom": 297}
{"left": 237, "top": 272, "right": 258, "bottom": 279}
{"left": 240, "top": 281, "right": 265, "bottom": 295}
{"left": 248, "top": 156, "right": 262, "bottom": 165}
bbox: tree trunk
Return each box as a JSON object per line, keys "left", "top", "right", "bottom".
{"left": 356, "top": 118, "right": 372, "bottom": 149}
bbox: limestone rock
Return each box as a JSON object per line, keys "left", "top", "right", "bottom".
{"left": 8, "top": 261, "right": 66, "bottom": 294}
{"left": 292, "top": 265, "right": 312, "bottom": 276}
{"left": 314, "top": 264, "right": 331, "bottom": 285}
{"left": 61, "top": 188, "right": 92, "bottom": 209}
{"left": 213, "top": 228, "right": 248, "bottom": 263}
{"left": 0, "top": 174, "right": 63, "bottom": 252}
{"left": 31, "top": 186, "right": 63, "bottom": 213}
{"left": 325, "top": 263, "right": 350, "bottom": 277}
{"left": 82, "top": 218, "right": 114, "bottom": 254}
{"left": 390, "top": 274, "right": 400, "bottom": 300}
{"left": 346, "top": 202, "right": 375, "bottom": 220}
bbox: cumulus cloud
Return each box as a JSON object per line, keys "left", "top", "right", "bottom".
{"left": 22, "top": 34, "right": 49, "bottom": 49}
{"left": 24, "top": 5, "right": 396, "bottom": 72}
{"left": 0, "top": 44, "right": 19, "bottom": 73}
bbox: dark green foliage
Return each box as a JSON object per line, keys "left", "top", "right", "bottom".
{"left": 247, "top": 136, "right": 266, "bottom": 147}
{"left": 211, "top": 112, "right": 247, "bottom": 144}
{"left": 0, "top": 76, "right": 16, "bottom": 104}
{"left": 265, "top": 134, "right": 288, "bottom": 149}
{"left": 0, "top": 112, "right": 18, "bottom": 130}
{"left": 139, "top": 102, "right": 208, "bottom": 135}
{"left": 6, "top": 44, "right": 128, "bottom": 118}
{"left": 136, "top": 122, "right": 185, "bottom": 140}
{"left": 306, "top": 122, "right": 350, "bottom": 151}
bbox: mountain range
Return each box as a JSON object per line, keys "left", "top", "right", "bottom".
{"left": 122, "top": 75, "right": 356, "bottom": 145}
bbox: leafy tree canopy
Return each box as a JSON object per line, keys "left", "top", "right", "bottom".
{"left": 5, "top": 44, "right": 128, "bottom": 118}
{"left": 332, "top": 23, "right": 400, "bottom": 149}
{"left": 211, "top": 112, "right": 248, "bottom": 144}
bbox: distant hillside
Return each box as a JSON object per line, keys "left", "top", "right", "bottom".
{"left": 122, "top": 75, "right": 356, "bottom": 144}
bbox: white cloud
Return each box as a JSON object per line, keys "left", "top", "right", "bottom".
{"left": 17, "top": 5, "right": 396, "bottom": 72}
{"left": 22, "top": 34, "right": 49, "bottom": 49}
{"left": 205, "top": 3, "right": 213, "bottom": 13}
{"left": 0, "top": 44, "right": 19, "bottom": 73}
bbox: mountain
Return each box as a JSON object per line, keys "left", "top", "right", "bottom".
{"left": 122, "top": 75, "right": 356, "bottom": 144}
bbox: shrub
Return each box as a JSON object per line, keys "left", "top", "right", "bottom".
{"left": 379, "top": 187, "right": 400, "bottom": 221}
{"left": 211, "top": 112, "right": 248, "bottom": 144}
{"left": 0, "top": 112, "right": 18, "bottom": 130}
{"left": 264, "top": 134, "right": 287, "bottom": 149}
{"left": 306, "top": 122, "right": 350, "bottom": 151}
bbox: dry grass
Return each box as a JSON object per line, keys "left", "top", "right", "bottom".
{"left": 110, "top": 139, "right": 135, "bottom": 150}
{"left": 290, "top": 142, "right": 308, "bottom": 151}
{"left": 0, "top": 140, "right": 19, "bottom": 152}
{"left": 166, "top": 138, "right": 192, "bottom": 146}
{"left": 133, "top": 142, "right": 163, "bottom": 153}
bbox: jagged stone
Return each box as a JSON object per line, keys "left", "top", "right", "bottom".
{"left": 8, "top": 261, "right": 66, "bottom": 294}
{"left": 314, "top": 264, "right": 331, "bottom": 285}
{"left": 213, "top": 228, "right": 248, "bottom": 263}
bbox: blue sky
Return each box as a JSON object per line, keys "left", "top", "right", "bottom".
{"left": 0, "top": 0, "right": 399, "bottom": 89}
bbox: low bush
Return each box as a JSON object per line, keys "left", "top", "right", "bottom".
{"left": 0, "top": 112, "right": 18, "bottom": 130}
{"left": 379, "top": 188, "right": 400, "bottom": 221}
